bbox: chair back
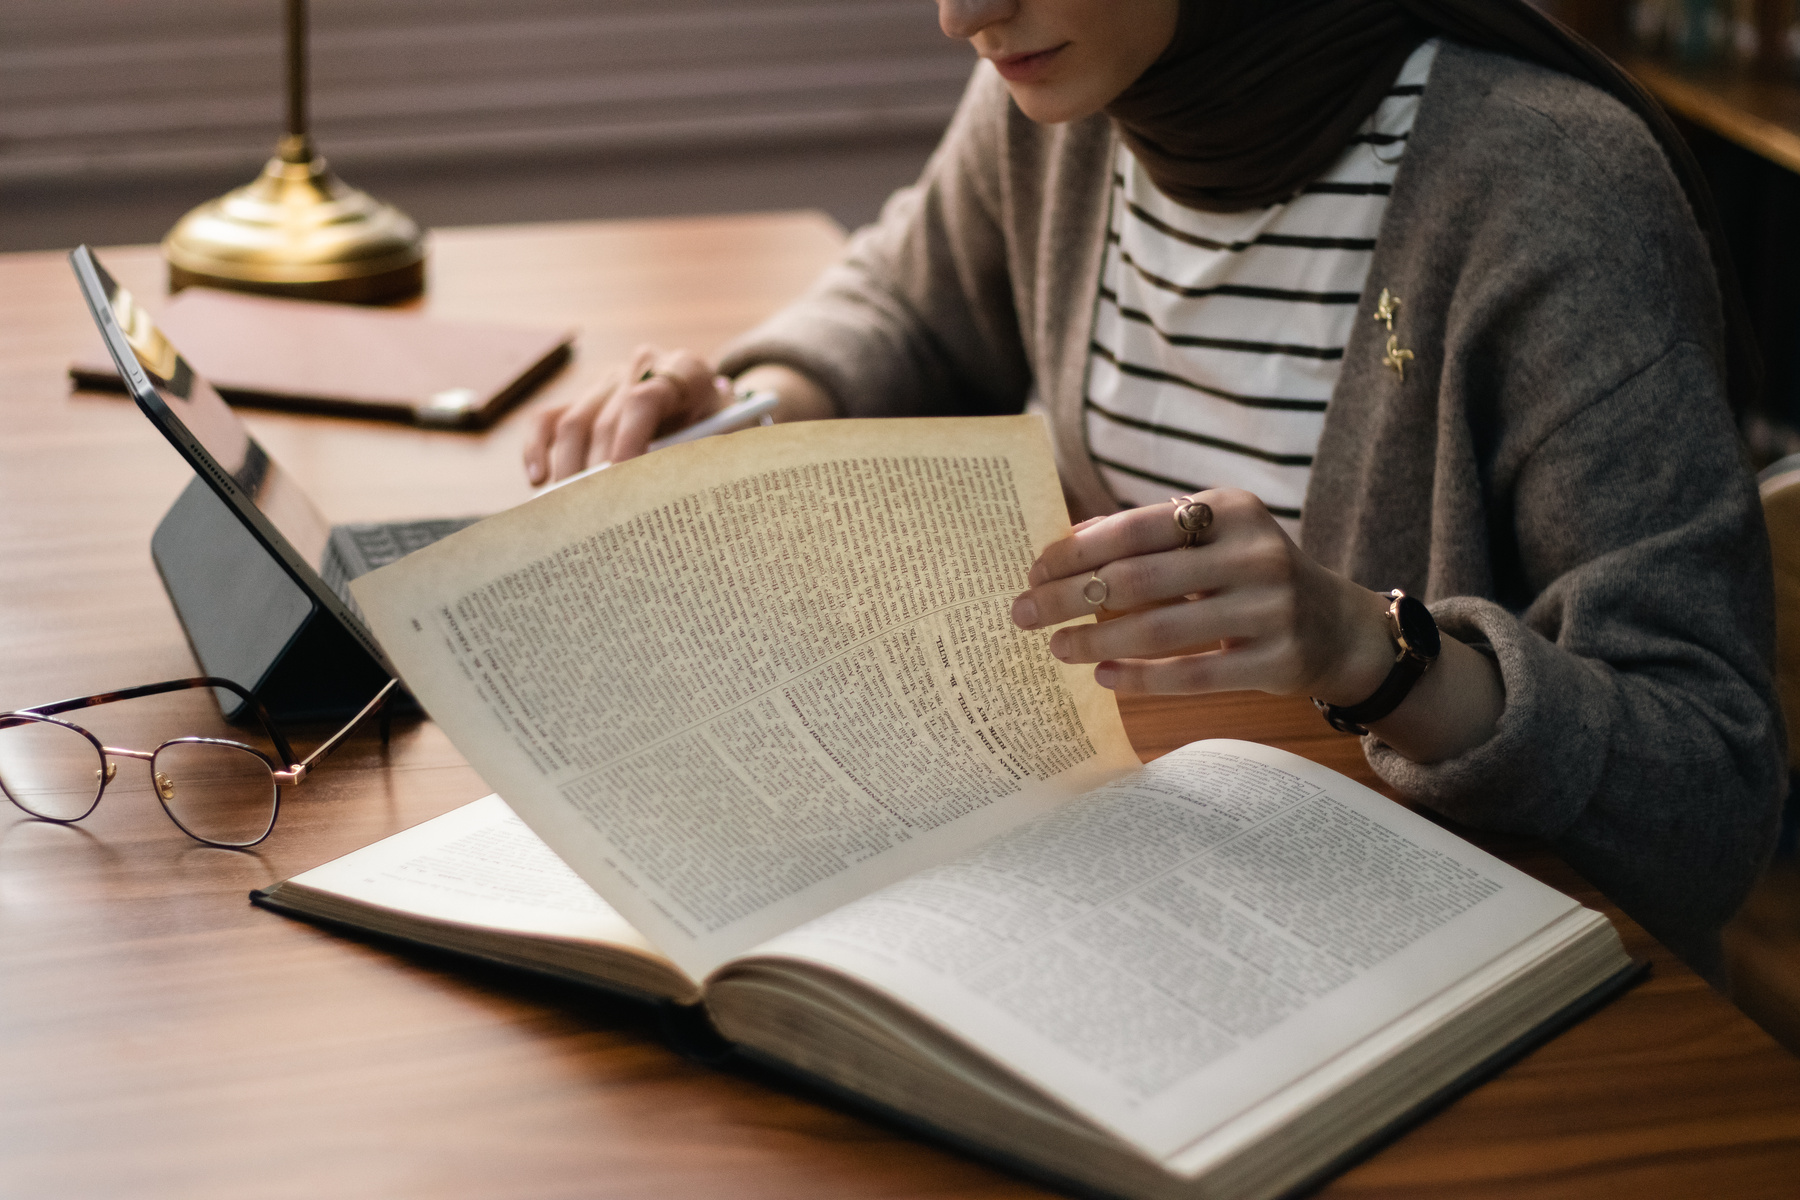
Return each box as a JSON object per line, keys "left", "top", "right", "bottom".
{"left": 1758, "top": 454, "right": 1800, "bottom": 854}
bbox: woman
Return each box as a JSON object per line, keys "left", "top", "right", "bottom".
{"left": 522, "top": 1, "right": 1782, "bottom": 979}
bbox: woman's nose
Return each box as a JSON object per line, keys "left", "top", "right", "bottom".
{"left": 937, "top": 0, "right": 1017, "bottom": 41}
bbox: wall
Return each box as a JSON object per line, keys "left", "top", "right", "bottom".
{"left": 0, "top": 0, "right": 974, "bottom": 250}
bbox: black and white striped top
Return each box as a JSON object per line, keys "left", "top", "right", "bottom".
{"left": 1084, "top": 39, "right": 1439, "bottom": 535}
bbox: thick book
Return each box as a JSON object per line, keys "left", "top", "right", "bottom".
{"left": 257, "top": 415, "right": 1635, "bottom": 1200}
{"left": 69, "top": 287, "right": 573, "bottom": 428}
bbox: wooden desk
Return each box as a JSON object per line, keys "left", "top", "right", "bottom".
{"left": 2, "top": 218, "right": 1797, "bottom": 1200}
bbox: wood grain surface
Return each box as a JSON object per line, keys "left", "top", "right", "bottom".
{"left": 2, "top": 219, "right": 1797, "bottom": 1200}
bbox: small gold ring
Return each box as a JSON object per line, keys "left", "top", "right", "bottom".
{"left": 636, "top": 367, "right": 677, "bottom": 385}
{"left": 1082, "top": 572, "right": 1109, "bottom": 610}
{"left": 1171, "top": 497, "right": 1213, "bottom": 548}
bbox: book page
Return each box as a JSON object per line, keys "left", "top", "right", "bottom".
{"left": 264, "top": 794, "right": 699, "bottom": 1003}
{"left": 352, "top": 416, "right": 1137, "bottom": 981}
{"left": 277, "top": 794, "right": 654, "bottom": 948}
{"left": 738, "top": 740, "right": 1585, "bottom": 1160}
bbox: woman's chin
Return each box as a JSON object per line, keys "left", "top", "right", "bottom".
{"left": 1003, "top": 81, "right": 1104, "bottom": 126}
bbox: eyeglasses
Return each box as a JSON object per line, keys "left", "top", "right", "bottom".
{"left": 0, "top": 676, "right": 398, "bottom": 848}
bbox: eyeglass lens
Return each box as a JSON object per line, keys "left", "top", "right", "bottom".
{"left": 0, "top": 716, "right": 280, "bottom": 847}
{"left": 0, "top": 716, "right": 105, "bottom": 822}
{"left": 151, "top": 740, "right": 279, "bottom": 847}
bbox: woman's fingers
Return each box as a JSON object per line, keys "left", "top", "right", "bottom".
{"left": 603, "top": 383, "right": 665, "bottom": 465}
{"left": 1010, "top": 489, "right": 1381, "bottom": 701}
{"left": 534, "top": 399, "right": 594, "bottom": 484}
{"left": 1016, "top": 498, "right": 1276, "bottom": 631}
{"left": 1045, "top": 584, "right": 1285, "bottom": 666}
{"left": 522, "top": 402, "right": 567, "bottom": 485}
{"left": 523, "top": 346, "right": 727, "bottom": 484}
{"left": 594, "top": 345, "right": 666, "bottom": 467}
{"left": 1014, "top": 545, "right": 1225, "bottom": 630}
{"left": 1027, "top": 493, "right": 1220, "bottom": 588}
{"left": 602, "top": 347, "right": 726, "bottom": 464}
{"left": 524, "top": 361, "right": 626, "bottom": 484}
{"left": 1092, "top": 644, "right": 1288, "bottom": 695}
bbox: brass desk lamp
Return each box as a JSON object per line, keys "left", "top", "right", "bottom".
{"left": 163, "top": 0, "right": 426, "bottom": 303}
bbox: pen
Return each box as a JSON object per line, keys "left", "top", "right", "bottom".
{"left": 536, "top": 389, "right": 780, "bottom": 495}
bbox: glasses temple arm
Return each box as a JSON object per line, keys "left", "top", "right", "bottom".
{"left": 296, "top": 678, "right": 401, "bottom": 772}
{"left": 15, "top": 675, "right": 301, "bottom": 761}
{"left": 23, "top": 676, "right": 246, "bottom": 720}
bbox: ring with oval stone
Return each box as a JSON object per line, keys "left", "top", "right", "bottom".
{"left": 1171, "top": 496, "right": 1214, "bottom": 548}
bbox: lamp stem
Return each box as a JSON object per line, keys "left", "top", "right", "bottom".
{"left": 281, "top": 0, "right": 312, "bottom": 162}
{"left": 162, "top": 0, "right": 426, "bottom": 304}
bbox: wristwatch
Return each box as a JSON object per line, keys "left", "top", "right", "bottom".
{"left": 1314, "top": 590, "right": 1440, "bottom": 735}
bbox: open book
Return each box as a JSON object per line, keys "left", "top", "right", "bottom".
{"left": 257, "top": 416, "right": 1635, "bottom": 1200}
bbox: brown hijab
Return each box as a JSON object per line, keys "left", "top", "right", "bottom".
{"left": 1105, "top": 0, "right": 1759, "bottom": 411}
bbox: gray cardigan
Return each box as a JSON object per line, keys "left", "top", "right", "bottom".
{"left": 719, "top": 42, "right": 1783, "bottom": 979}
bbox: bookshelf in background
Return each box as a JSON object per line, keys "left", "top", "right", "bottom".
{"left": 1550, "top": 0, "right": 1800, "bottom": 455}
{"left": 1624, "top": 53, "right": 1800, "bottom": 172}
{"left": 1614, "top": 0, "right": 1800, "bottom": 171}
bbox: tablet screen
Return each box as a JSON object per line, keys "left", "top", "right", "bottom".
{"left": 76, "top": 255, "right": 334, "bottom": 576}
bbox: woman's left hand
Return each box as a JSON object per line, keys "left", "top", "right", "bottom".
{"left": 1009, "top": 490, "right": 1397, "bottom": 706}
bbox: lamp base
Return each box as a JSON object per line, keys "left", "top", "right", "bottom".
{"left": 163, "top": 137, "right": 426, "bottom": 305}
{"left": 165, "top": 259, "right": 425, "bottom": 306}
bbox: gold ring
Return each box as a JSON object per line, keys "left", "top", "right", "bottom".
{"left": 636, "top": 367, "right": 677, "bottom": 385}
{"left": 1171, "top": 497, "right": 1213, "bottom": 548}
{"left": 1082, "top": 572, "right": 1109, "bottom": 610}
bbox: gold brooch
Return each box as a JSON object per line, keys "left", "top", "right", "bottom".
{"left": 1382, "top": 335, "right": 1414, "bottom": 380}
{"left": 1374, "top": 288, "right": 1399, "bottom": 328}
{"left": 1373, "top": 288, "right": 1414, "bottom": 381}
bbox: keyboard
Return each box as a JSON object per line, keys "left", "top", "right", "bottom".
{"left": 319, "top": 516, "right": 483, "bottom": 609}
{"left": 341, "top": 517, "right": 483, "bottom": 572}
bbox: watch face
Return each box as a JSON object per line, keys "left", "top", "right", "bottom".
{"left": 1393, "top": 594, "right": 1441, "bottom": 659}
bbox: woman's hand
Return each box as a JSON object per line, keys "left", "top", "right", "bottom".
{"left": 1012, "top": 489, "right": 1395, "bottom": 701}
{"left": 1010, "top": 490, "right": 1504, "bottom": 763}
{"left": 523, "top": 345, "right": 730, "bottom": 486}
{"left": 522, "top": 353, "right": 840, "bottom": 486}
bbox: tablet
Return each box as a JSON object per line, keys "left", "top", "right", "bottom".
{"left": 70, "top": 247, "right": 476, "bottom": 720}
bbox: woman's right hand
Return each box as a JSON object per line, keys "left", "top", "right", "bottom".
{"left": 523, "top": 344, "right": 730, "bottom": 486}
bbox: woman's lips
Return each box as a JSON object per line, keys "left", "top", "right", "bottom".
{"left": 991, "top": 44, "right": 1068, "bottom": 84}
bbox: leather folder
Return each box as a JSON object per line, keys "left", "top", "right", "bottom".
{"left": 70, "top": 287, "right": 574, "bottom": 429}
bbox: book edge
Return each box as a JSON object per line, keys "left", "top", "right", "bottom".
{"left": 718, "top": 956, "right": 1649, "bottom": 1200}
{"left": 249, "top": 883, "right": 695, "bottom": 1008}
{"left": 69, "top": 330, "right": 574, "bottom": 429}
{"left": 1256, "top": 956, "right": 1650, "bottom": 1198}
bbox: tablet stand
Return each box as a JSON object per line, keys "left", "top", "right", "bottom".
{"left": 151, "top": 477, "right": 397, "bottom": 723}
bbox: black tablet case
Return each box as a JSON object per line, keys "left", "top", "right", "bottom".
{"left": 152, "top": 477, "right": 394, "bottom": 723}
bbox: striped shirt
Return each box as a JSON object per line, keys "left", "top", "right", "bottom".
{"left": 1084, "top": 39, "right": 1439, "bottom": 535}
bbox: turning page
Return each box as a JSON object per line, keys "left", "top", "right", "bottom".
{"left": 352, "top": 416, "right": 1137, "bottom": 980}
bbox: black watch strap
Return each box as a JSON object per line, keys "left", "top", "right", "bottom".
{"left": 1315, "top": 590, "right": 1440, "bottom": 735}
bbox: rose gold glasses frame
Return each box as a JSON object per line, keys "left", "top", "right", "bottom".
{"left": 0, "top": 676, "right": 399, "bottom": 847}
